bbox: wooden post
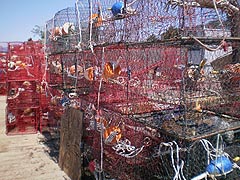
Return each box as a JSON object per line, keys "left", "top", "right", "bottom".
{"left": 59, "top": 107, "right": 84, "bottom": 180}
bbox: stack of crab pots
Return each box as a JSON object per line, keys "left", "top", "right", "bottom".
{"left": 5, "top": 41, "right": 44, "bottom": 135}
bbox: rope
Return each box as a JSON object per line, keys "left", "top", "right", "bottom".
{"left": 89, "top": 0, "right": 94, "bottom": 54}
{"left": 199, "top": 137, "right": 227, "bottom": 162}
{"left": 96, "top": 77, "right": 104, "bottom": 172}
{"left": 112, "top": 138, "right": 144, "bottom": 158}
{"left": 190, "top": 135, "right": 236, "bottom": 179}
{"left": 233, "top": 163, "right": 240, "bottom": 170}
{"left": 191, "top": 0, "right": 227, "bottom": 52}
{"left": 153, "top": 141, "right": 186, "bottom": 180}
{"left": 40, "top": 54, "right": 53, "bottom": 98}
{"left": 75, "top": 0, "right": 82, "bottom": 50}
{"left": 127, "top": 0, "right": 139, "bottom": 7}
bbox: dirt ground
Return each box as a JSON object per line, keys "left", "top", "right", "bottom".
{"left": 0, "top": 96, "right": 71, "bottom": 180}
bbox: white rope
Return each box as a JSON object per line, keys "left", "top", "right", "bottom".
{"left": 44, "top": 23, "right": 47, "bottom": 55}
{"left": 26, "top": 66, "right": 34, "bottom": 77}
{"left": 154, "top": 141, "right": 186, "bottom": 180}
{"left": 85, "top": 103, "right": 95, "bottom": 120}
{"left": 95, "top": 49, "right": 106, "bottom": 171}
{"left": 191, "top": 0, "right": 227, "bottom": 52}
{"left": 96, "top": 77, "right": 104, "bottom": 172}
{"left": 212, "top": 0, "right": 226, "bottom": 34}
{"left": 233, "top": 163, "right": 240, "bottom": 170}
{"left": 109, "top": 76, "right": 141, "bottom": 87}
{"left": 41, "top": 55, "right": 48, "bottom": 83}
{"left": 73, "top": 56, "right": 79, "bottom": 89}
{"left": 112, "top": 138, "right": 144, "bottom": 158}
{"left": 196, "top": 135, "right": 235, "bottom": 179}
{"left": 41, "top": 55, "right": 53, "bottom": 98}
{"left": 127, "top": 0, "right": 139, "bottom": 7}
{"left": 24, "top": 55, "right": 34, "bottom": 67}
{"left": 89, "top": 0, "right": 94, "bottom": 54}
{"left": 199, "top": 139, "right": 216, "bottom": 164}
{"left": 75, "top": 0, "right": 82, "bottom": 50}
{"left": 172, "top": 141, "right": 186, "bottom": 180}
{"left": 199, "top": 136, "right": 228, "bottom": 165}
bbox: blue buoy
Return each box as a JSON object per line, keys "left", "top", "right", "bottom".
{"left": 206, "top": 156, "right": 233, "bottom": 175}
{"left": 60, "top": 97, "right": 70, "bottom": 107}
{"left": 111, "top": 1, "right": 124, "bottom": 16}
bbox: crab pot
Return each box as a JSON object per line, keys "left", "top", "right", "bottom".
{"left": 81, "top": 100, "right": 240, "bottom": 180}
{"left": 44, "top": 0, "right": 235, "bottom": 47}
{"left": 45, "top": 0, "right": 237, "bottom": 52}
{"left": 219, "top": 65, "right": 240, "bottom": 102}
{"left": 45, "top": 7, "right": 80, "bottom": 54}
{"left": 7, "top": 80, "right": 40, "bottom": 108}
{"left": 7, "top": 42, "right": 43, "bottom": 80}
{"left": 3, "top": 40, "right": 45, "bottom": 135}
{"left": 5, "top": 80, "right": 41, "bottom": 135}
{"left": 39, "top": 86, "right": 64, "bottom": 133}
{"left": 49, "top": 40, "right": 240, "bottom": 179}
{"left": 6, "top": 106, "right": 39, "bottom": 135}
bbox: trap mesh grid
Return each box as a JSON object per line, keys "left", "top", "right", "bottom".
{"left": 44, "top": 0, "right": 240, "bottom": 179}
{"left": 45, "top": 0, "right": 239, "bottom": 51}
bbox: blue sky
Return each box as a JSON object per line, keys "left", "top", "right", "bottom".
{"left": 0, "top": 0, "right": 76, "bottom": 42}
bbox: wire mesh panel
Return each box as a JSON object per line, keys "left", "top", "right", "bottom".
{"left": 39, "top": 86, "right": 64, "bottom": 133}
{"left": 7, "top": 80, "right": 40, "bottom": 108}
{"left": 84, "top": 43, "right": 186, "bottom": 114}
{"left": 69, "top": 0, "right": 238, "bottom": 45}
{"left": 7, "top": 41, "right": 43, "bottom": 81}
{"left": 45, "top": 0, "right": 240, "bottom": 51}
{"left": 45, "top": 7, "right": 80, "bottom": 54}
